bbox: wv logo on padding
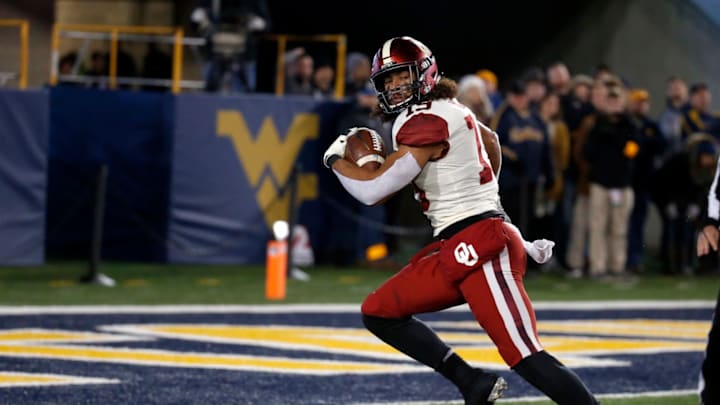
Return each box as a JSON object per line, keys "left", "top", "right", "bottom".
{"left": 217, "top": 111, "right": 319, "bottom": 229}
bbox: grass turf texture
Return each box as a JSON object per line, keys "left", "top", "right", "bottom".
{"left": 0, "top": 262, "right": 716, "bottom": 304}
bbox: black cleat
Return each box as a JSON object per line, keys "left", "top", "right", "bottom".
{"left": 461, "top": 371, "right": 508, "bottom": 405}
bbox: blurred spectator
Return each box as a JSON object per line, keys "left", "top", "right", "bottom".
{"left": 58, "top": 52, "right": 77, "bottom": 75}
{"left": 141, "top": 42, "right": 173, "bottom": 92}
{"left": 593, "top": 62, "right": 613, "bottom": 83}
{"left": 86, "top": 51, "right": 109, "bottom": 88}
{"left": 457, "top": 74, "right": 494, "bottom": 125}
{"left": 311, "top": 59, "right": 335, "bottom": 99}
{"left": 345, "top": 52, "right": 372, "bottom": 95}
{"left": 546, "top": 62, "right": 571, "bottom": 96}
{"left": 336, "top": 52, "right": 377, "bottom": 128}
{"left": 522, "top": 66, "right": 547, "bottom": 113}
{"left": 651, "top": 134, "right": 719, "bottom": 274}
{"left": 583, "top": 78, "right": 638, "bottom": 279}
{"left": 565, "top": 79, "right": 609, "bottom": 278}
{"left": 57, "top": 52, "right": 80, "bottom": 86}
{"left": 626, "top": 89, "right": 666, "bottom": 273}
{"left": 116, "top": 43, "right": 138, "bottom": 89}
{"left": 492, "top": 80, "right": 555, "bottom": 246}
{"left": 563, "top": 74, "right": 594, "bottom": 132}
{"left": 338, "top": 52, "right": 378, "bottom": 118}
{"left": 334, "top": 51, "right": 395, "bottom": 269}
{"left": 476, "top": 69, "right": 503, "bottom": 109}
{"left": 556, "top": 74, "right": 594, "bottom": 272}
{"left": 658, "top": 76, "right": 689, "bottom": 158}
{"left": 538, "top": 91, "right": 571, "bottom": 266}
{"left": 682, "top": 83, "right": 720, "bottom": 139}
{"left": 284, "top": 51, "right": 314, "bottom": 95}
{"left": 192, "top": 0, "right": 271, "bottom": 93}
{"left": 283, "top": 46, "right": 305, "bottom": 73}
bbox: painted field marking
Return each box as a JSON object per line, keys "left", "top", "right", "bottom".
{"left": 352, "top": 389, "right": 698, "bottom": 404}
{"left": 0, "top": 371, "right": 119, "bottom": 388}
{"left": 0, "top": 300, "right": 713, "bottom": 315}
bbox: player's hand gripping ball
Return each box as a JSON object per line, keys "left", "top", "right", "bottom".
{"left": 344, "top": 127, "right": 386, "bottom": 170}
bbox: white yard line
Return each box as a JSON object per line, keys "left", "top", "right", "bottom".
{"left": 0, "top": 301, "right": 713, "bottom": 315}
{"left": 352, "top": 389, "right": 698, "bottom": 404}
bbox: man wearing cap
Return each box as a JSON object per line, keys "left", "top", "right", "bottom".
{"left": 626, "top": 89, "right": 666, "bottom": 273}
{"left": 491, "top": 80, "right": 555, "bottom": 249}
{"left": 582, "top": 79, "right": 639, "bottom": 279}
{"left": 476, "top": 69, "right": 504, "bottom": 110}
{"left": 658, "top": 76, "right": 689, "bottom": 159}
{"left": 682, "top": 83, "right": 720, "bottom": 139}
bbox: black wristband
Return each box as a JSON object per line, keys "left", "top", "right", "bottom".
{"left": 327, "top": 155, "right": 341, "bottom": 167}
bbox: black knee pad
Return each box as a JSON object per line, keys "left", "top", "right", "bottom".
{"left": 362, "top": 314, "right": 406, "bottom": 334}
{"left": 361, "top": 314, "right": 450, "bottom": 370}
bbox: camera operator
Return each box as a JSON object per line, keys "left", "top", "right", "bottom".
{"left": 191, "top": 0, "right": 271, "bottom": 93}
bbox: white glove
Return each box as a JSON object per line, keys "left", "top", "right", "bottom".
{"left": 523, "top": 239, "right": 555, "bottom": 264}
{"left": 687, "top": 204, "right": 700, "bottom": 220}
{"left": 665, "top": 203, "right": 678, "bottom": 219}
{"left": 323, "top": 135, "right": 347, "bottom": 168}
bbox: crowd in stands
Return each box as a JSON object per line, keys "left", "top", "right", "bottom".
{"left": 56, "top": 43, "right": 172, "bottom": 91}
{"left": 460, "top": 62, "right": 720, "bottom": 279}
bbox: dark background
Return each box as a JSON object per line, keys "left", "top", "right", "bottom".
{"left": 266, "top": 1, "right": 590, "bottom": 80}
{"left": 175, "top": 0, "right": 595, "bottom": 93}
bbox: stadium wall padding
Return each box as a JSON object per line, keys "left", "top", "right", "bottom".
{"left": 0, "top": 88, "right": 347, "bottom": 265}
{"left": 46, "top": 87, "right": 174, "bottom": 262}
{"left": 0, "top": 89, "right": 49, "bottom": 265}
{"left": 168, "top": 93, "right": 344, "bottom": 264}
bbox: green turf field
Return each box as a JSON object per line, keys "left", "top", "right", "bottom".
{"left": 0, "top": 262, "right": 717, "bottom": 304}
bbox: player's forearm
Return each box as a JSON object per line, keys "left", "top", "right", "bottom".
{"left": 330, "top": 158, "right": 379, "bottom": 181}
{"left": 333, "top": 153, "right": 421, "bottom": 206}
{"left": 479, "top": 124, "right": 501, "bottom": 176}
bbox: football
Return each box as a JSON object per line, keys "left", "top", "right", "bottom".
{"left": 344, "top": 128, "right": 387, "bottom": 170}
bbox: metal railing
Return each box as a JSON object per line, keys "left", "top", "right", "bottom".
{"left": 50, "top": 23, "right": 204, "bottom": 93}
{"left": 265, "top": 34, "right": 346, "bottom": 99}
{"left": 48, "top": 26, "right": 347, "bottom": 96}
{"left": 0, "top": 19, "right": 29, "bottom": 89}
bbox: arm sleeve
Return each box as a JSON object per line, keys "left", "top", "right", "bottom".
{"left": 333, "top": 152, "right": 422, "bottom": 206}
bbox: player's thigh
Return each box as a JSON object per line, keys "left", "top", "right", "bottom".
{"left": 459, "top": 227, "right": 542, "bottom": 366}
{"left": 361, "top": 253, "right": 464, "bottom": 318}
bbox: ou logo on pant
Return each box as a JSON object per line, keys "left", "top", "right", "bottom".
{"left": 454, "top": 242, "right": 479, "bottom": 266}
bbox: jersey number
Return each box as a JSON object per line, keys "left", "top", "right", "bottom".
{"left": 406, "top": 101, "right": 432, "bottom": 116}
{"left": 464, "top": 115, "right": 494, "bottom": 185}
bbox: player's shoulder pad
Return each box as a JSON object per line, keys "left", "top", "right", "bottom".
{"left": 396, "top": 112, "right": 450, "bottom": 147}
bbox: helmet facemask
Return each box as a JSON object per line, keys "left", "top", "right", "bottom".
{"left": 371, "top": 64, "right": 423, "bottom": 114}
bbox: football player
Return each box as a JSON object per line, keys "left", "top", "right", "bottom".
{"left": 696, "top": 156, "right": 720, "bottom": 405}
{"left": 323, "top": 36, "right": 598, "bottom": 404}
